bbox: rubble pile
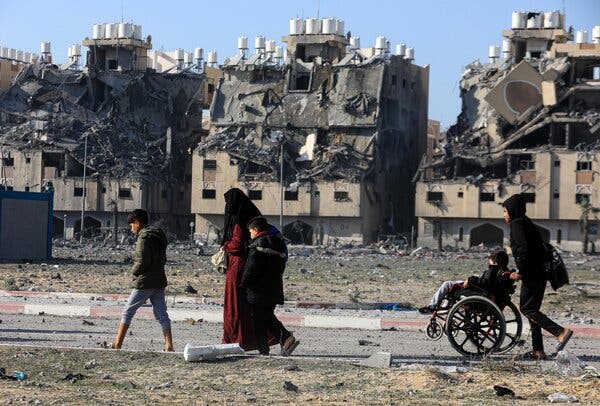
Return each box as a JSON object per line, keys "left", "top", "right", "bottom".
{"left": 0, "top": 64, "right": 204, "bottom": 181}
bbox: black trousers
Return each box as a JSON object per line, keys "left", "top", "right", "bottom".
{"left": 520, "top": 279, "right": 563, "bottom": 352}
{"left": 251, "top": 304, "right": 290, "bottom": 354}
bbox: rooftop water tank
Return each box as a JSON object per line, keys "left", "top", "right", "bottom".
{"left": 305, "top": 18, "right": 320, "bottom": 34}
{"left": 9, "top": 48, "right": 16, "bottom": 59}
{"left": 488, "top": 45, "right": 500, "bottom": 58}
{"left": 16, "top": 50, "right": 23, "bottom": 61}
{"left": 543, "top": 11, "right": 560, "bottom": 28}
{"left": 118, "top": 23, "right": 134, "bottom": 38}
{"left": 194, "top": 48, "right": 204, "bottom": 61}
{"left": 406, "top": 48, "right": 414, "bottom": 60}
{"left": 266, "top": 40, "right": 276, "bottom": 53}
{"left": 30, "top": 54, "right": 38, "bottom": 64}
{"left": 105, "top": 23, "right": 117, "bottom": 39}
{"left": 275, "top": 46, "right": 283, "bottom": 60}
{"left": 575, "top": 30, "right": 588, "bottom": 44}
{"left": 502, "top": 38, "right": 511, "bottom": 57}
{"left": 23, "top": 51, "right": 30, "bottom": 62}
{"left": 73, "top": 44, "right": 81, "bottom": 56}
{"left": 336, "top": 19, "right": 345, "bottom": 36}
{"left": 0, "top": 47, "right": 7, "bottom": 58}
{"left": 322, "top": 17, "right": 335, "bottom": 34}
{"left": 526, "top": 13, "right": 542, "bottom": 29}
{"left": 40, "top": 41, "right": 51, "bottom": 54}
{"left": 395, "top": 43, "right": 406, "bottom": 56}
{"left": 184, "top": 52, "right": 193, "bottom": 65}
{"left": 512, "top": 12, "right": 526, "bottom": 29}
{"left": 175, "top": 48, "right": 184, "bottom": 60}
{"left": 133, "top": 25, "right": 142, "bottom": 40}
{"left": 349, "top": 36, "right": 360, "bottom": 49}
{"left": 67, "top": 46, "right": 73, "bottom": 58}
{"left": 92, "top": 24, "right": 103, "bottom": 39}
{"left": 289, "top": 18, "right": 303, "bottom": 35}
{"left": 375, "top": 36, "right": 386, "bottom": 50}
{"left": 238, "top": 36, "right": 248, "bottom": 50}
{"left": 207, "top": 51, "right": 217, "bottom": 66}
{"left": 254, "top": 35, "right": 265, "bottom": 51}
{"left": 592, "top": 26, "right": 600, "bottom": 43}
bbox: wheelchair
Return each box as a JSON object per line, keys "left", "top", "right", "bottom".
{"left": 425, "top": 285, "right": 523, "bottom": 357}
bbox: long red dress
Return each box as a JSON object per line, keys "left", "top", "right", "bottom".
{"left": 222, "top": 223, "right": 278, "bottom": 351}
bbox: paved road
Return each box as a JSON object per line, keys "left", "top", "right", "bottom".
{"left": 1, "top": 314, "right": 599, "bottom": 368}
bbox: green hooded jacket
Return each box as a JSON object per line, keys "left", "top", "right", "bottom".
{"left": 130, "top": 226, "right": 168, "bottom": 289}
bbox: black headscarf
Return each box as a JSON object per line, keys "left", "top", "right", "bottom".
{"left": 222, "top": 188, "right": 262, "bottom": 244}
{"left": 502, "top": 193, "right": 526, "bottom": 221}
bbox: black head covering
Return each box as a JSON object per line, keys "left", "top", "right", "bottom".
{"left": 222, "top": 188, "right": 262, "bottom": 244}
{"left": 502, "top": 193, "right": 526, "bottom": 221}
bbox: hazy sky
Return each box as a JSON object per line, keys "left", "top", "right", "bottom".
{"left": 0, "top": 0, "right": 598, "bottom": 128}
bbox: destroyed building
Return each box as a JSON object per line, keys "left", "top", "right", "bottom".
{"left": 0, "top": 46, "right": 36, "bottom": 90}
{"left": 192, "top": 18, "right": 429, "bottom": 244}
{"left": 0, "top": 23, "right": 206, "bottom": 239}
{"left": 415, "top": 11, "right": 600, "bottom": 251}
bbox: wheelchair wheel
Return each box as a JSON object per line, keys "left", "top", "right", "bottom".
{"left": 445, "top": 296, "right": 506, "bottom": 357}
{"left": 426, "top": 319, "right": 444, "bottom": 341}
{"left": 494, "top": 301, "right": 523, "bottom": 354}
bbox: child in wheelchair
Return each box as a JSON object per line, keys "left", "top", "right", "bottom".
{"left": 419, "top": 250, "right": 516, "bottom": 314}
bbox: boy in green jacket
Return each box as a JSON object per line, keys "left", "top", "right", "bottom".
{"left": 111, "top": 209, "right": 173, "bottom": 351}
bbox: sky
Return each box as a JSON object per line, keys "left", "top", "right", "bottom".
{"left": 0, "top": 0, "right": 598, "bottom": 128}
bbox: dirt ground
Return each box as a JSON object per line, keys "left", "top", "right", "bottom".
{"left": 1, "top": 242, "right": 599, "bottom": 319}
{"left": 0, "top": 347, "right": 598, "bottom": 405}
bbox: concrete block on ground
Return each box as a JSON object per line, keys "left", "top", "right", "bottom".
{"left": 358, "top": 351, "right": 391, "bottom": 368}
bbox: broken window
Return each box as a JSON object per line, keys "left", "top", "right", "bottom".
{"left": 284, "top": 190, "right": 298, "bottom": 201}
{"left": 244, "top": 161, "right": 271, "bottom": 175}
{"left": 554, "top": 192, "right": 560, "bottom": 199}
{"left": 288, "top": 63, "right": 312, "bottom": 92}
{"left": 25, "top": 157, "right": 31, "bottom": 163}
{"left": 202, "top": 189, "right": 216, "bottom": 199}
{"left": 522, "top": 193, "right": 536, "bottom": 203}
{"left": 576, "top": 193, "right": 591, "bottom": 204}
{"left": 554, "top": 160, "right": 560, "bottom": 167}
{"left": 119, "top": 188, "right": 132, "bottom": 199}
{"left": 108, "top": 59, "right": 118, "bottom": 70}
{"left": 577, "top": 161, "right": 592, "bottom": 171}
{"left": 248, "top": 190, "right": 262, "bottom": 200}
{"left": 74, "top": 187, "right": 84, "bottom": 197}
{"left": 24, "top": 186, "right": 30, "bottom": 192}
{"left": 457, "top": 191, "right": 464, "bottom": 198}
{"left": 557, "top": 229, "right": 562, "bottom": 244}
{"left": 101, "top": 187, "right": 106, "bottom": 193}
{"left": 1, "top": 157, "right": 14, "bottom": 166}
{"left": 334, "top": 191, "right": 350, "bottom": 202}
{"left": 458, "top": 227, "right": 464, "bottom": 242}
{"left": 203, "top": 160, "right": 217, "bottom": 169}
{"left": 203, "top": 159, "right": 217, "bottom": 181}
{"left": 427, "top": 191, "right": 443, "bottom": 202}
{"left": 480, "top": 192, "right": 495, "bottom": 202}
{"left": 392, "top": 75, "right": 397, "bottom": 86}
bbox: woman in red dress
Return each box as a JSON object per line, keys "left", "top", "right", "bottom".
{"left": 221, "top": 188, "right": 262, "bottom": 350}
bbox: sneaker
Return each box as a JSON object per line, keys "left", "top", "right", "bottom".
{"left": 281, "top": 335, "right": 300, "bottom": 356}
{"left": 418, "top": 306, "right": 435, "bottom": 314}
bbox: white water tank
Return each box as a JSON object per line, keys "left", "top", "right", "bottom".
{"left": 395, "top": 43, "right": 406, "bottom": 56}
{"left": 238, "top": 36, "right": 248, "bottom": 50}
{"left": 349, "top": 36, "right": 360, "bottom": 50}
{"left": 30, "top": 54, "right": 38, "bottom": 64}
{"left": 305, "top": 18, "right": 320, "bottom": 34}
{"left": 592, "top": 26, "right": 600, "bottom": 43}
{"left": 543, "top": 11, "right": 560, "bottom": 28}
{"left": 73, "top": 44, "right": 81, "bottom": 56}
{"left": 526, "top": 13, "right": 542, "bottom": 29}
{"left": 266, "top": 40, "right": 276, "bottom": 53}
{"left": 275, "top": 46, "right": 283, "bottom": 60}
{"left": 16, "top": 50, "right": 23, "bottom": 61}
{"left": 207, "top": 51, "right": 217, "bottom": 66}
{"left": 488, "top": 45, "right": 500, "bottom": 58}
{"left": 512, "top": 12, "right": 526, "bottom": 29}
{"left": 23, "top": 52, "right": 30, "bottom": 63}
{"left": 40, "top": 41, "right": 51, "bottom": 54}
{"left": 254, "top": 35, "right": 265, "bottom": 51}
{"left": 67, "top": 46, "right": 73, "bottom": 58}
{"left": 118, "top": 23, "right": 134, "bottom": 38}
{"left": 289, "top": 18, "right": 304, "bottom": 35}
{"left": 0, "top": 47, "right": 7, "bottom": 58}
{"left": 105, "top": 23, "right": 117, "bottom": 38}
{"left": 184, "top": 52, "right": 193, "bottom": 65}
{"left": 322, "top": 17, "right": 335, "bottom": 34}
{"left": 194, "top": 48, "right": 204, "bottom": 61}
{"left": 92, "top": 24, "right": 103, "bottom": 39}
{"left": 576, "top": 30, "right": 588, "bottom": 44}
{"left": 336, "top": 19, "right": 345, "bottom": 36}
{"left": 375, "top": 36, "right": 386, "bottom": 50}
{"left": 9, "top": 48, "right": 16, "bottom": 59}
{"left": 502, "top": 38, "right": 512, "bottom": 57}
{"left": 133, "top": 25, "right": 142, "bottom": 40}
{"left": 175, "top": 48, "right": 184, "bottom": 61}
{"left": 406, "top": 48, "right": 414, "bottom": 60}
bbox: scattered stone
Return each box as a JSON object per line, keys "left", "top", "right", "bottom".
{"left": 82, "top": 320, "right": 94, "bottom": 326}
{"left": 51, "top": 273, "right": 62, "bottom": 280}
{"left": 358, "top": 339, "right": 380, "bottom": 347}
{"left": 493, "top": 385, "right": 515, "bottom": 397}
{"left": 63, "top": 373, "right": 85, "bottom": 383}
{"left": 547, "top": 392, "right": 578, "bottom": 403}
{"left": 283, "top": 381, "right": 298, "bottom": 392}
{"left": 185, "top": 282, "right": 197, "bottom": 294}
{"left": 357, "top": 352, "right": 391, "bottom": 369}
{"left": 554, "top": 350, "right": 585, "bottom": 378}
{"left": 123, "top": 381, "right": 137, "bottom": 390}
{"left": 84, "top": 359, "right": 97, "bottom": 370}
{"left": 283, "top": 364, "right": 300, "bottom": 372}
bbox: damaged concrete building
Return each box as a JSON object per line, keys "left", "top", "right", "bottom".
{"left": 192, "top": 18, "right": 429, "bottom": 244}
{"left": 0, "top": 23, "right": 206, "bottom": 239}
{"left": 415, "top": 11, "right": 600, "bottom": 251}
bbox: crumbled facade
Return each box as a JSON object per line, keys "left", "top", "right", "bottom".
{"left": 192, "top": 19, "right": 429, "bottom": 244}
{"left": 415, "top": 11, "right": 600, "bottom": 251}
{"left": 0, "top": 24, "right": 206, "bottom": 239}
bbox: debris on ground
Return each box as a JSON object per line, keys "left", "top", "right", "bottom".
{"left": 63, "top": 373, "right": 85, "bottom": 383}
{"left": 547, "top": 392, "right": 579, "bottom": 403}
{"left": 357, "top": 351, "right": 391, "bottom": 369}
{"left": 553, "top": 350, "right": 586, "bottom": 378}
{"left": 283, "top": 380, "right": 299, "bottom": 392}
{"left": 493, "top": 385, "right": 515, "bottom": 397}
{"left": 358, "top": 339, "right": 380, "bottom": 347}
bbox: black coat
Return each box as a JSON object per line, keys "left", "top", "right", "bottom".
{"left": 239, "top": 233, "right": 286, "bottom": 306}
{"left": 504, "top": 194, "right": 546, "bottom": 282}
{"left": 467, "top": 265, "right": 514, "bottom": 301}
